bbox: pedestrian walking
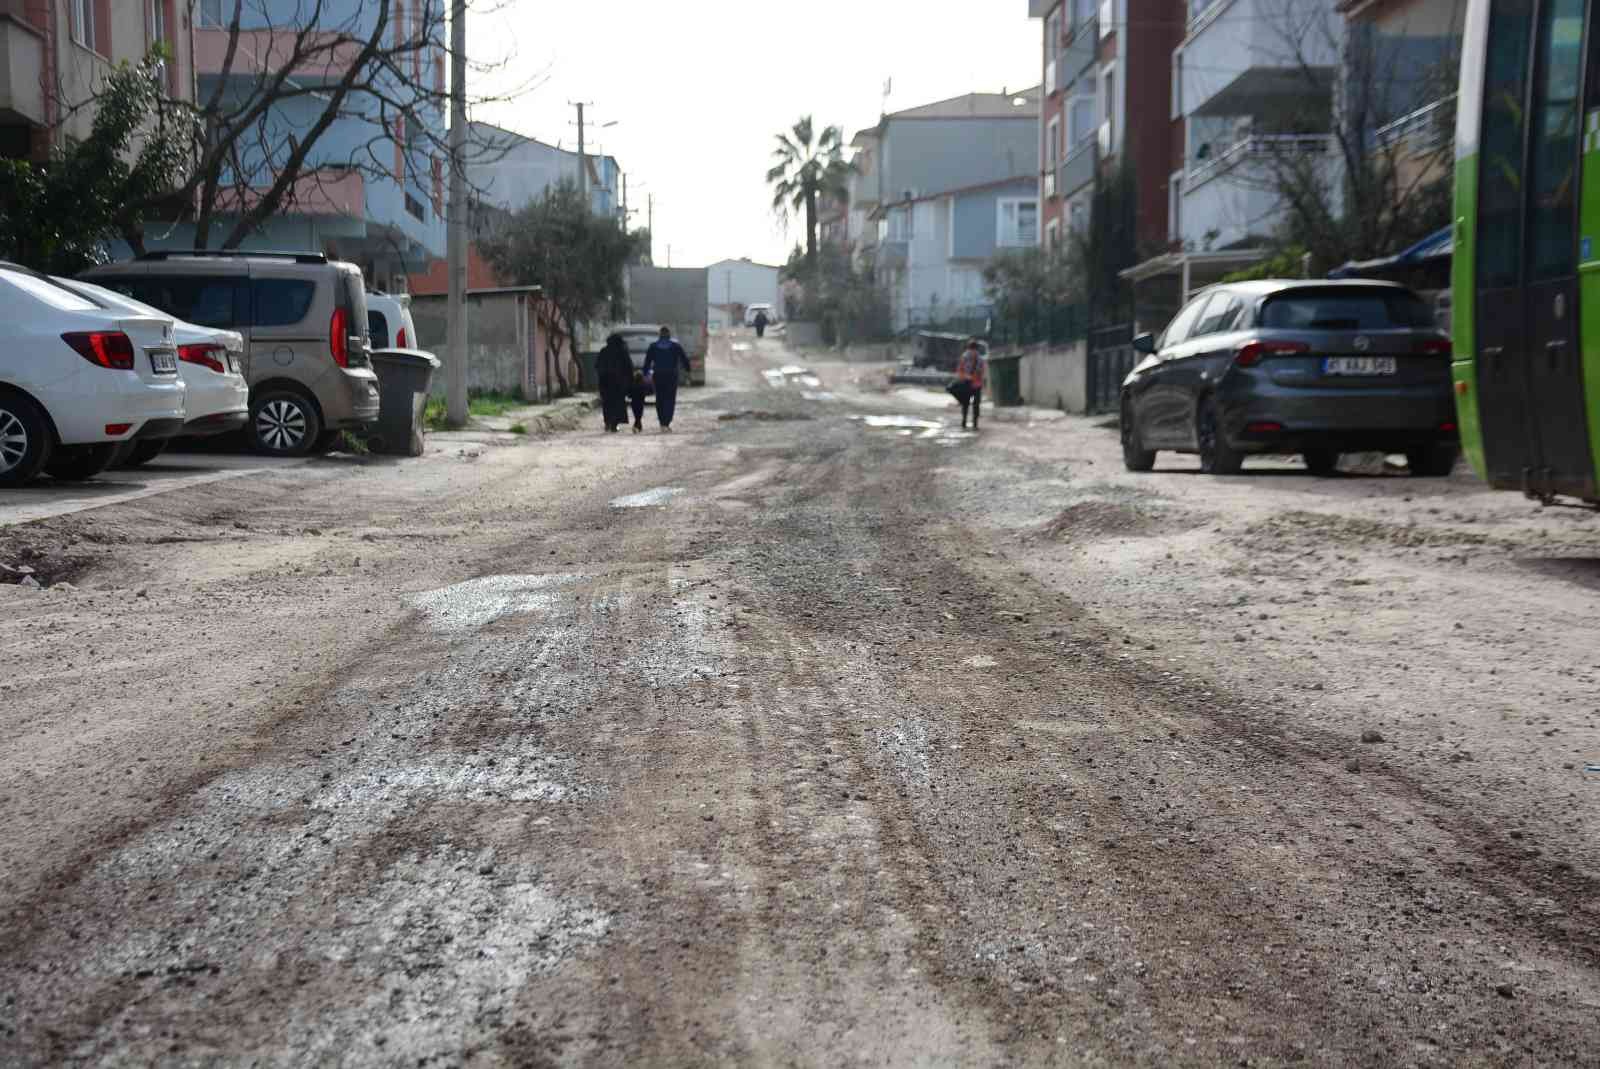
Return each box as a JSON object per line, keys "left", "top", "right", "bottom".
{"left": 594, "top": 333, "right": 634, "bottom": 433}
{"left": 627, "top": 367, "right": 650, "bottom": 433}
{"left": 953, "top": 338, "right": 987, "bottom": 430}
{"left": 753, "top": 308, "right": 769, "bottom": 339}
{"left": 643, "top": 325, "right": 692, "bottom": 432}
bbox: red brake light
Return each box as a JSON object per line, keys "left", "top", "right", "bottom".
{"left": 330, "top": 306, "right": 349, "bottom": 368}
{"left": 62, "top": 331, "right": 135, "bottom": 370}
{"left": 1417, "top": 338, "right": 1452, "bottom": 356}
{"left": 1235, "top": 339, "right": 1309, "bottom": 367}
{"left": 396, "top": 326, "right": 408, "bottom": 348}
{"left": 178, "top": 343, "right": 227, "bottom": 373}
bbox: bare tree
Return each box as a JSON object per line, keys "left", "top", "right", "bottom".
{"left": 114, "top": 0, "right": 535, "bottom": 253}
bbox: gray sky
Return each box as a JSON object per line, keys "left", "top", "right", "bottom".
{"left": 471, "top": 1, "right": 1040, "bottom": 269}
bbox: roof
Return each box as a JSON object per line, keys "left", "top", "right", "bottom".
{"left": 870, "top": 174, "right": 1037, "bottom": 216}
{"left": 1326, "top": 225, "right": 1452, "bottom": 279}
{"left": 885, "top": 87, "right": 1042, "bottom": 122}
{"left": 706, "top": 258, "right": 783, "bottom": 271}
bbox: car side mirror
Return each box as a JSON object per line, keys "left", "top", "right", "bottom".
{"left": 1132, "top": 332, "right": 1156, "bottom": 355}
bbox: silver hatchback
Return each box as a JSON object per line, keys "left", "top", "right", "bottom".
{"left": 1119, "top": 280, "right": 1459, "bottom": 476}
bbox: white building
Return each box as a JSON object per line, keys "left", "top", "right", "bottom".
{"left": 706, "top": 258, "right": 785, "bottom": 318}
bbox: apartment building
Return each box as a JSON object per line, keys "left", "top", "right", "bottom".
{"left": 863, "top": 88, "right": 1041, "bottom": 329}
{"left": 1, "top": 0, "right": 196, "bottom": 160}
{"left": 466, "top": 121, "right": 625, "bottom": 223}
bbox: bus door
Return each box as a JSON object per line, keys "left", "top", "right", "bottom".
{"left": 1475, "top": 0, "right": 1596, "bottom": 497}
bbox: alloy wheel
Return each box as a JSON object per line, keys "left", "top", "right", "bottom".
{"left": 257, "top": 399, "right": 308, "bottom": 451}
{"left": 0, "top": 407, "right": 28, "bottom": 475}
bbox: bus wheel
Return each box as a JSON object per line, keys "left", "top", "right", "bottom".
{"left": 1406, "top": 444, "right": 1459, "bottom": 477}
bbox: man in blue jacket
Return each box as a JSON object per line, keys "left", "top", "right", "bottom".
{"left": 642, "top": 325, "right": 692, "bottom": 432}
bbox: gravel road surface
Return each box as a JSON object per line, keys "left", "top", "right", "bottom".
{"left": 2, "top": 338, "right": 1597, "bottom": 1065}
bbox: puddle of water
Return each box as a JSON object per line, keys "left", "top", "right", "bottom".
{"left": 800, "top": 391, "right": 837, "bottom": 402}
{"left": 411, "top": 574, "right": 583, "bottom": 633}
{"left": 609, "top": 486, "right": 685, "bottom": 509}
{"left": 777, "top": 364, "right": 808, "bottom": 376}
{"left": 856, "top": 415, "right": 943, "bottom": 431}
{"left": 761, "top": 369, "right": 788, "bottom": 386}
{"left": 732, "top": 343, "right": 752, "bottom": 352}
{"left": 798, "top": 375, "right": 823, "bottom": 388}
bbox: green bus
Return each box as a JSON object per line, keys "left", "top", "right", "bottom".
{"left": 1454, "top": 0, "right": 1600, "bottom": 504}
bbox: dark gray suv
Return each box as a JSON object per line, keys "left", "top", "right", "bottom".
{"left": 1119, "top": 280, "right": 1459, "bottom": 476}
{"left": 84, "top": 251, "right": 377, "bottom": 456}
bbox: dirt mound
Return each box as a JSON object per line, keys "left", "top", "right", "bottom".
{"left": 1247, "top": 510, "right": 1502, "bottom": 551}
{"left": 1039, "top": 499, "right": 1194, "bottom": 542}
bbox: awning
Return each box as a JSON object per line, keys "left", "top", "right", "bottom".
{"left": 1326, "top": 225, "right": 1453, "bottom": 279}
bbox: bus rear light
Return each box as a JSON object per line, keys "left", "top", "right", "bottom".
{"left": 1440, "top": 421, "right": 1458, "bottom": 432}
{"left": 1416, "top": 338, "right": 1453, "bottom": 356}
{"left": 1245, "top": 421, "right": 1283, "bottom": 434}
{"left": 1235, "top": 340, "right": 1309, "bottom": 367}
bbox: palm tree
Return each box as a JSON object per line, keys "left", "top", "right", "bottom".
{"left": 766, "top": 116, "right": 850, "bottom": 277}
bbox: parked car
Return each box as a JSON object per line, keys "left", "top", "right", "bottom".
{"left": 0, "top": 262, "right": 186, "bottom": 487}
{"left": 366, "top": 291, "right": 417, "bottom": 350}
{"left": 83, "top": 250, "right": 377, "bottom": 456}
{"left": 1119, "top": 280, "right": 1459, "bottom": 476}
{"left": 58, "top": 278, "right": 249, "bottom": 466}
{"left": 744, "top": 302, "right": 776, "bottom": 327}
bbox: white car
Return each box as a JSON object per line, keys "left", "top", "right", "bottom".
{"left": 61, "top": 278, "right": 249, "bottom": 466}
{"left": 744, "top": 302, "right": 776, "bottom": 327}
{"left": 367, "top": 291, "right": 417, "bottom": 350}
{"left": 0, "top": 262, "right": 186, "bottom": 487}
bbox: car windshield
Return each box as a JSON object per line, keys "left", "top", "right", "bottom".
{"left": 1260, "top": 289, "right": 1434, "bottom": 330}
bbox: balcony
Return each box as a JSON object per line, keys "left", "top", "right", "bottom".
{"left": 1186, "top": 133, "right": 1333, "bottom": 189}
{"left": 0, "top": 12, "right": 45, "bottom": 127}
{"left": 1180, "top": 0, "right": 1338, "bottom": 119}
{"left": 1180, "top": 135, "right": 1341, "bottom": 249}
{"left": 1375, "top": 95, "right": 1455, "bottom": 155}
{"left": 1059, "top": 139, "right": 1096, "bottom": 199}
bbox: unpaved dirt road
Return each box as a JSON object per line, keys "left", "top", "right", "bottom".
{"left": 2, "top": 337, "right": 1598, "bottom": 1066}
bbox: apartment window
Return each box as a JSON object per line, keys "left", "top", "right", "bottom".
{"left": 405, "top": 192, "right": 427, "bottom": 222}
{"left": 1168, "top": 170, "right": 1183, "bottom": 242}
{"left": 69, "top": 0, "right": 94, "bottom": 48}
{"left": 998, "top": 198, "right": 1039, "bottom": 247}
{"left": 1047, "top": 117, "right": 1061, "bottom": 170}
{"left": 1069, "top": 198, "right": 1088, "bottom": 234}
{"left": 1046, "top": 10, "right": 1061, "bottom": 58}
{"left": 885, "top": 206, "right": 913, "bottom": 242}
{"left": 1074, "top": 0, "right": 1095, "bottom": 29}
{"left": 198, "top": 0, "right": 224, "bottom": 28}
{"left": 1101, "top": 64, "right": 1117, "bottom": 151}
{"left": 1172, "top": 51, "right": 1184, "bottom": 118}
{"left": 1068, "top": 96, "right": 1095, "bottom": 149}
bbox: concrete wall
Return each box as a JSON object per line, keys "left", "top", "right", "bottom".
{"left": 879, "top": 116, "right": 1038, "bottom": 203}
{"left": 705, "top": 259, "right": 783, "bottom": 315}
{"left": 1017, "top": 339, "right": 1089, "bottom": 412}
{"left": 411, "top": 291, "right": 533, "bottom": 399}
{"left": 785, "top": 321, "right": 825, "bottom": 347}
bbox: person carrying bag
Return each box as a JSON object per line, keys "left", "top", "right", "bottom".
{"left": 950, "top": 339, "right": 987, "bottom": 430}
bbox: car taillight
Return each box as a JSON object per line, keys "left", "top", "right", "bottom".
{"left": 396, "top": 326, "right": 408, "bottom": 348}
{"left": 62, "top": 331, "right": 136, "bottom": 369}
{"left": 330, "top": 306, "right": 349, "bottom": 368}
{"left": 1416, "top": 338, "right": 1452, "bottom": 356}
{"left": 178, "top": 343, "right": 227, "bottom": 373}
{"left": 1235, "top": 339, "right": 1309, "bottom": 367}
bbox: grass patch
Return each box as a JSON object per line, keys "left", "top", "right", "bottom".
{"left": 422, "top": 391, "right": 527, "bottom": 431}
{"left": 508, "top": 422, "right": 528, "bottom": 435}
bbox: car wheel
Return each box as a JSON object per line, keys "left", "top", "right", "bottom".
{"left": 44, "top": 443, "right": 120, "bottom": 481}
{"left": 1303, "top": 449, "right": 1339, "bottom": 476}
{"left": 1196, "top": 397, "right": 1243, "bottom": 475}
{"left": 250, "top": 390, "right": 322, "bottom": 457}
{"left": 1406, "top": 443, "right": 1459, "bottom": 477}
{"left": 0, "top": 391, "right": 53, "bottom": 488}
{"left": 121, "top": 440, "right": 168, "bottom": 468}
{"left": 1120, "top": 399, "right": 1156, "bottom": 472}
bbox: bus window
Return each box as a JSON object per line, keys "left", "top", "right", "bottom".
{"left": 1478, "top": 0, "right": 1534, "bottom": 290}
{"left": 1528, "top": 0, "right": 1584, "bottom": 281}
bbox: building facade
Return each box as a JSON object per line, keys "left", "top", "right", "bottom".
{"left": 706, "top": 258, "right": 784, "bottom": 318}
{"left": 1, "top": 0, "right": 197, "bottom": 160}
{"left": 466, "top": 121, "right": 625, "bottom": 222}
{"left": 862, "top": 88, "right": 1041, "bottom": 329}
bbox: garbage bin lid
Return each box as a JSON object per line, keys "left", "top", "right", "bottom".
{"left": 371, "top": 347, "right": 442, "bottom": 369}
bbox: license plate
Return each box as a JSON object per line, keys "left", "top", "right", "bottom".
{"left": 1323, "top": 356, "right": 1396, "bottom": 376}
{"left": 149, "top": 349, "right": 178, "bottom": 374}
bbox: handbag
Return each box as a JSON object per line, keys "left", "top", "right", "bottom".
{"left": 946, "top": 379, "right": 971, "bottom": 401}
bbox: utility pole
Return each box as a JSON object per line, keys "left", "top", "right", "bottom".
{"left": 445, "top": 0, "right": 468, "bottom": 429}
{"left": 620, "top": 171, "right": 627, "bottom": 230}
{"left": 570, "top": 101, "right": 591, "bottom": 206}
{"left": 647, "top": 193, "right": 654, "bottom": 261}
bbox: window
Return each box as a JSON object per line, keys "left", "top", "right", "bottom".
{"left": 1259, "top": 289, "right": 1436, "bottom": 330}
{"left": 1047, "top": 117, "right": 1061, "bottom": 170}
{"left": 119, "top": 276, "right": 246, "bottom": 328}
{"left": 251, "top": 279, "right": 316, "bottom": 327}
{"left": 1073, "top": 0, "right": 1095, "bottom": 28}
{"left": 198, "top": 0, "right": 224, "bottom": 28}
{"left": 1168, "top": 170, "right": 1183, "bottom": 242}
{"left": 885, "top": 206, "right": 913, "bottom": 241}
{"left": 1476, "top": 0, "right": 1534, "bottom": 289}
{"left": 1069, "top": 197, "right": 1088, "bottom": 233}
{"left": 1101, "top": 65, "right": 1116, "bottom": 151}
{"left": 69, "top": 0, "right": 94, "bottom": 48}
{"left": 998, "top": 198, "right": 1039, "bottom": 247}
{"left": 1046, "top": 218, "right": 1061, "bottom": 249}
{"left": 1192, "top": 292, "right": 1243, "bottom": 337}
{"left": 1159, "top": 294, "right": 1210, "bottom": 348}
{"left": 1172, "top": 51, "right": 1184, "bottom": 118}
{"left": 1527, "top": 0, "right": 1583, "bottom": 281}
{"left": 367, "top": 310, "right": 391, "bottom": 349}
{"left": 1068, "top": 97, "right": 1096, "bottom": 149}
{"left": 1045, "top": 10, "right": 1061, "bottom": 59}
{"left": 404, "top": 191, "right": 427, "bottom": 221}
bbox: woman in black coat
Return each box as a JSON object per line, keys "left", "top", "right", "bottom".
{"left": 595, "top": 333, "right": 634, "bottom": 432}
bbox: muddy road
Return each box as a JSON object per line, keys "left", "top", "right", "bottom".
{"left": 2, "top": 339, "right": 1598, "bottom": 1065}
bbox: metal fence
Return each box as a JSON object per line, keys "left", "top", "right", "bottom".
{"left": 1085, "top": 323, "right": 1136, "bottom": 414}
{"left": 905, "top": 302, "right": 1090, "bottom": 349}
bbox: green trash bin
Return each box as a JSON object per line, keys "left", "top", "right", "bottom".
{"left": 370, "top": 348, "right": 441, "bottom": 456}
{"left": 576, "top": 349, "right": 599, "bottom": 391}
{"left": 987, "top": 352, "right": 1023, "bottom": 407}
